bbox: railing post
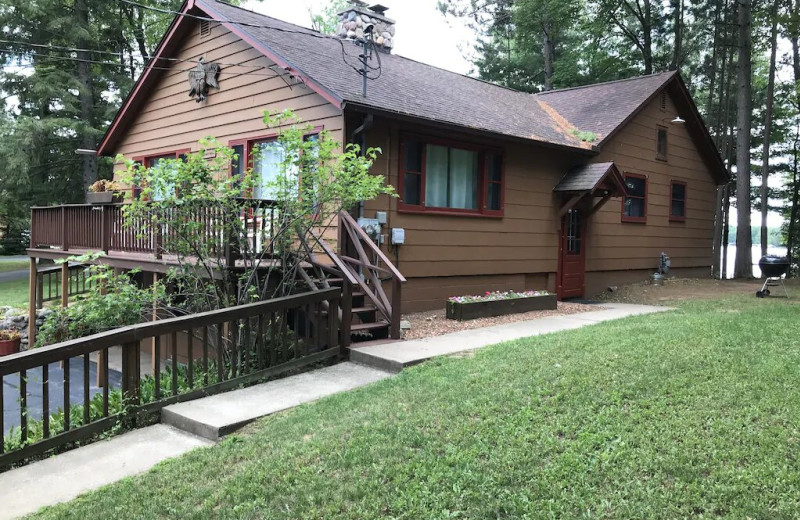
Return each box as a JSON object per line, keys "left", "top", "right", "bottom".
{"left": 154, "top": 210, "right": 163, "bottom": 260}
{"left": 121, "top": 340, "right": 141, "bottom": 410}
{"left": 100, "top": 205, "right": 111, "bottom": 253}
{"left": 340, "top": 281, "right": 352, "bottom": 347}
{"left": 28, "top": 257, "right": 37, "bottom": 347}
{"left": 61, "top": 262, "right": 69, "bottom": 309}
{"left": 390, "top": 276, "right": 402, "bottom": 339}
{"left": 61, "top": 206, "right": 69, "bottom": 251}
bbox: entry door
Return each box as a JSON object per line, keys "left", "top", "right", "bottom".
{"left": 558, "top": 208, "right": 586, "bottom": 299}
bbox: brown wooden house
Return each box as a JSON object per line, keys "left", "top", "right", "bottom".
{"left": 27, "top": 0, "right": 728, "bottom": 340}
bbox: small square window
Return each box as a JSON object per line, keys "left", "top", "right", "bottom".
{"left": 622, "top": 174, "right": 647, "bottom": 222}
{"left": 656, "top": 126, "right": 668, "bottom": 161}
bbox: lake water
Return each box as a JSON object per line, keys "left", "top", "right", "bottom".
{"left": 721, "top": 245, "right": 787, "bottom": 279}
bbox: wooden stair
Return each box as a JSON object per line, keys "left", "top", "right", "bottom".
{"left": 298, "top": 211, "right": 407, "bottom": 344}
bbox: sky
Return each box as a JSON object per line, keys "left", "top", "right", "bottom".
{"left": 240, "top": 0, "right": 474, "bottom": 74}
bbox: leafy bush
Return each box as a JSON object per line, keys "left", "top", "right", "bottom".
{"left": 36, "top": 257, "right": 165, "bottom": 347}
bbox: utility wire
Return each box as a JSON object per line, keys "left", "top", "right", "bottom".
{"left": 117, "top": 0, "right": 382, "bottom": 80}
{"left": 2, "top": 50, "right": 285, "bottom": 78}
{"left": 0, "top": 39, "right": 284, "bottom": 73}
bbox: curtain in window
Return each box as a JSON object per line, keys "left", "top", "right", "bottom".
{"left": 253, "top": 141, "right": 285, "bottom": 200}
{"left": 448, "top": 148, "right": 478, "bottom": 209}
{"left": 425, "top": 144, "right": 448, "bottom": 207}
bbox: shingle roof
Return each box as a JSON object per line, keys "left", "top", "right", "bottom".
{"left": 553, "top": 162, "right": 625, "bottom": 194}
{"left": 99, "top": 0, "right": 726, "bottom": 185}
{"left": 201, "top": 0, "right": 589, "bottom": 150}
{"left": 536, "top": 72, "right": 677, "bottom": 145}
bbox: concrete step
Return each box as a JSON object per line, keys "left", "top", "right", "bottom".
{"left": 0, "top": 424, "right": 211, "bottom": 520}
{"left": 161, "top": 362, "right": 391, "bottom": 441}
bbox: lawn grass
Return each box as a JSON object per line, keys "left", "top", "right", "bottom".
{"left": 0, "top": 277, "right": 29, "bottom": 309}
{"left": 0, "top": 260, "right": 28, "bottom": 273}
{"left": 30, "top": 295, "right": 800, "bottom": 519}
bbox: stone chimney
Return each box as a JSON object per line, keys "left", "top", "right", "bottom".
{"left": 337, "top": 2, "right": 396, "bottom": 53}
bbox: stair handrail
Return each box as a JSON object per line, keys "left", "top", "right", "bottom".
{"left": 338, "top": 211, "right": 407, "bottom": 283}
{"left": 338, "top": 210, "right": 406, "bottom": 339}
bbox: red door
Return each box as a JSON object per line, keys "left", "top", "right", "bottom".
{"left": 558, "top": 208, "right": 586, "bottom": 299}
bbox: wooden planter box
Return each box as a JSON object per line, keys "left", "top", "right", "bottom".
{"left": 446, "top": 294, "right": 557, "bottom": 321}
{"left": 0, "top": 337, "right": 21, "bottom": 356}
{"left": 86, "top": 191, "right": 124, "bottom": 204}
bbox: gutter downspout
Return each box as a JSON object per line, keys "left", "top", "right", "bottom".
{"left": 349, "top": 113, "right": 374, "bottom": 219}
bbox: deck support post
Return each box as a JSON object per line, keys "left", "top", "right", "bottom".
{"left": 60, "top": 262, "right": 69, "bottom": 309}
{"left": 151, "top": 272, "right": 159, "bottom": 376}
{"left": 28, "top": 257, "right": 37, "bottom": 347}
{"left": 96, "top": 277, "right": 108, "bottom": 388}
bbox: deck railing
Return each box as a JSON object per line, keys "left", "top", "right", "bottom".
{"left": 0, "top": 288, "right": 342, "bottom": 468}
{"left": 36, "top": 264, "right": 92, "bottom": 307}
{"left": 29, "top": 199, "right": 278, "bottom": 261}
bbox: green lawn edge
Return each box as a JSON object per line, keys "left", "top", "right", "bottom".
{"left": 27, "top": 295, "right": 800, "bottom": 519}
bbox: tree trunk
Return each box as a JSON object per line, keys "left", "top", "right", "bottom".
{"left": 722, "top": 183, "right": 731, "bottom": 278}
{"left": 643, "top": 0, "right": 653, "bottom": 74}
{"left": 788, "top": 129, "right": 799, "bottom": 274}
{"left": 734, "top": 0, "right": 752, "bottom": 278}
{"left": 542, "top": 25, "right": 554, "bottom": 91}
{"left": 76, "top": 0, "right": 97, "bottom": 195}
{"left": 760, "top": 1, "right": 779, "bottom": 257}
{"left": 669, "top": 0, "right": 683, "bottom": 70}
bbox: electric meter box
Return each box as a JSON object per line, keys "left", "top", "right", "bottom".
{"left": 391, "top": 228, "right": 405, "bottom": 245}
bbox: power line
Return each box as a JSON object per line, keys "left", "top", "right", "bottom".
{"left": 0, "top": 38, "right": 284, "bottom": 73}
{"left": 2, "top": 50, "right": 286, "bottom": 78}
{"left": 117, "top": 0, "right": 380, "bottom": 79}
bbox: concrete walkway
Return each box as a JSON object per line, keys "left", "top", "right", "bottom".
{"left": 0, "top": 301, "right": 670, "bottom": 518}
{"left": 350, "top": 303, "right": 672, "bottom": 372}
{"left": 162, "top": 362, "right": 392, "bottom": 441}
{"left": 0, "top": 424, "right": 212, "bottom": 520}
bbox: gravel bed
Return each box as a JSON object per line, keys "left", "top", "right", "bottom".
{"left": 401, "top": 301, "right": 594, "bottom": 340}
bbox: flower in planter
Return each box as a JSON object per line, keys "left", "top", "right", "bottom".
{"left": 448, "top": 290, "right": 550, "bottom": 304}
{"left": 0, "top": 328, "right": 21, "bottom": 341}
{"left": 88, "top": 179, "right": 124, "bottom": 193}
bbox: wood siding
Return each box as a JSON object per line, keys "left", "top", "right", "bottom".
{"left": 589, "top": 91, "right": 717, "bottom": 273}
{"left": 112, "top": 20, "right": 343, "bottom": 171}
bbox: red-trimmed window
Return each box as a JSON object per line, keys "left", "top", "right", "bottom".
{"left": 132, "top": 149, "right": 189, "bottom": 200}
{"left": 670, "top": 180, "right": 687, "bottom": 221}
{"left": 229, "top": 130, "right": 320, "bottom": 200}
{"left": 399, "top": 135, "right": 504, "bottom": 216}
{"left": 621, "top": 173, "right": 647, "bottom": 222}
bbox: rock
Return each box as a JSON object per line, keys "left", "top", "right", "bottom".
{"left": 376, "top": 36, "right": 384, "bottom": 45}
{"left": 389, "top": 25, "right": 395, "bottom": 36}
{"left": 400, "top": 320, "right": 411, "bottom": 330}
{"left": 361, "top": 14, "right": 371, "bottom": 23}
{"left": 347, "top": 11, "right": 356, "bottom": 21}
{"left": 381, "top": 31, "right": 391, "bottom": 40}
{"left": 355, "top": 27, "right": 364, "bottom": 39}
{"left": 355, "top": 17, "right": 363, "bottom": 28}
{"left": 347, "top": 30, "right": 356, "bottom": 39}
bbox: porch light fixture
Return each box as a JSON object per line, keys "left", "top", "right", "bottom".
{"left": 75, "top": 149, "right": 97, "bottom": 155}
{"left": 668, "top": 116, "right": 685, "bottom": 124}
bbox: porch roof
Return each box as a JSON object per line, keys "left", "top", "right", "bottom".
{"left": 553, "top": 162, "right": 627, "bottom": 197}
